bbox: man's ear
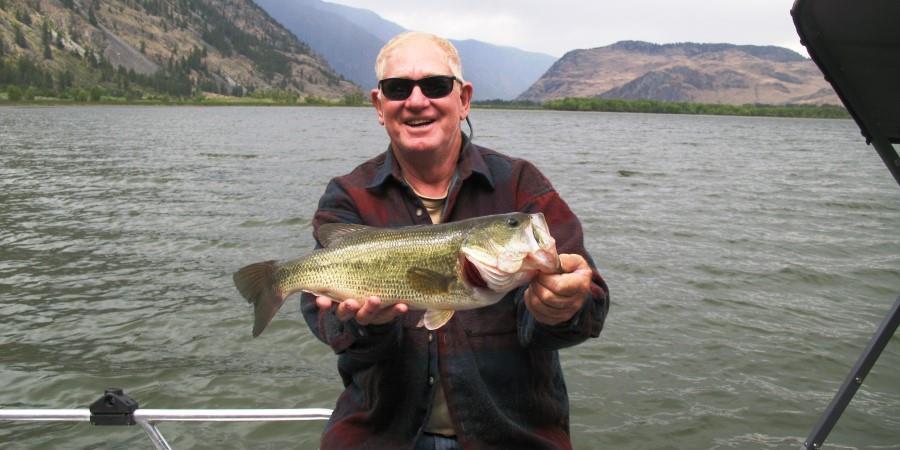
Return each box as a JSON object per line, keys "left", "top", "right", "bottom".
{"left": 371, "top": 89, "right": 385, "bottom": 125}
{"left": 459, "top": 82, "right": 473, "bottom": 120}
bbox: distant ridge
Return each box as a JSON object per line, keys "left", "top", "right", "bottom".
{"left": 255, "top": 0, "right": 557, "bottom": 100}
{"left": 518, "top": 40, "right": 838, "bottom": 105}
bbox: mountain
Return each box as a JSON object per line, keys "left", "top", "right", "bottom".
{"left": 518, "top": 41, "right": 839, "bottom": 105}
{"left": 254, "top": 0, "right": 557, "bottom": 100}
{"left": 0, "top": 0, "right": 358, "bottom": 100}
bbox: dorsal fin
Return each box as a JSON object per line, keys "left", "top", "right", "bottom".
{"left": 318, "top": 223, "right": 374, "bottom": 247}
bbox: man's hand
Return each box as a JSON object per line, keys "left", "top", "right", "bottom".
{"left": 524, "top": 253, "right": 592, "bottom": 326}
{"left": 316, "top": 295, "right": 408, "bottom": 326}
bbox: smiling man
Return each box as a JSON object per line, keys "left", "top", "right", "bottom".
{"left": 300, "top": 32, "right": 609, "bottom": 450}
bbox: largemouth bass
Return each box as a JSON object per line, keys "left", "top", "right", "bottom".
{"left": 233, "top": 212, "right": 561, "bottom": 337}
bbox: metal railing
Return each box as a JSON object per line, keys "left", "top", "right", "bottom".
{"left": 0, "top": 389, "right": 332, "bottom": 450}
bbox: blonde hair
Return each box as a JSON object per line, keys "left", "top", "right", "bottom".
{"left": 374, "top": 31, "right": 465, "bottom": 83}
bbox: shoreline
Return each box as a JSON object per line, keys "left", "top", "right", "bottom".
{"left": 0, "top": 95, "right": 849, "bottom": 119}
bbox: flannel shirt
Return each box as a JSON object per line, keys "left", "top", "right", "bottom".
{"left": 300, "top": 135, "right": 609, "bottom": 450}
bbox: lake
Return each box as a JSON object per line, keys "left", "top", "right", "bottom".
{"left": 1, "top": 106, "right": 898, "bottom": 449}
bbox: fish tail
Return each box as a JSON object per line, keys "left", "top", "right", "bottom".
{"left": 233, "top": 260, "right": 286, "bottom": 337}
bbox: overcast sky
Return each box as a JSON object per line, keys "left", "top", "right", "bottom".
{"left": 327, "top": 0, "right": 808, "bottom": 58}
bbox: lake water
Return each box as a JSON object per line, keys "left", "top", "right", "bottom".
{"left": 0, "top": 106, "right": 897, "bottom": 449}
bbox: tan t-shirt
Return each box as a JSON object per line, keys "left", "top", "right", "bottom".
{"left": 408, "top": 185, "right": 456, "bottom": 437}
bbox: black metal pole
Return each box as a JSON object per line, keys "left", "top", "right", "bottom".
{"left": 803, "top": 296, "right": 900, "bottom": 449}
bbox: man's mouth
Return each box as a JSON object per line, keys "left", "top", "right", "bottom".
{"left": 405, "top": 119, "right": 435, "bottom": 128}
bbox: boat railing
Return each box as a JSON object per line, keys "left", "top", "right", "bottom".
{"left": 0, "top": 388, "right": 332, "bottom": 450}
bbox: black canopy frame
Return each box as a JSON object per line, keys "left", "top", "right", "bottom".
{"left": 791, "top": 1, "right": 899, "bottom": 448}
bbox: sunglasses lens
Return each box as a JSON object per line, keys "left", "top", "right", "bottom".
{"left": 419, "top": 77, "right": 454, "bottom": 98}
{"left": 379, "top": 76, "right": 456, "bottom": 100}
{"left": 380, "top": 79, "right": 414, "bottom": 100}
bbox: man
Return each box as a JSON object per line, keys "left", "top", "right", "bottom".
{"left": 300, "top": 31, "right": 609, "bottom": 450}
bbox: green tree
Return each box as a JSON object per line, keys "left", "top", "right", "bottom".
{"left": 41, "top": 20, "right": 51, "bottom": 46}
{"left": 14, "top": 24, "right": 28, "bottom": 49}
{"left": 58, "top": 69, "right": 74, "bottom": 90}
{"left": 342, "top": 91, "right": 366, "bottom": 106}
{"left": 89, "top": 86, "right": 103, "bottom": 102}
{"left": 16, "top": 10, "right": 32, "bottom": 26}
{"left": 7, "top": 85, "right": 23, "bottom": 101}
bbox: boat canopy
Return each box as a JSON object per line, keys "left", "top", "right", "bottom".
{"left": 792, "top": 0, "right": 900, "bottom": 146}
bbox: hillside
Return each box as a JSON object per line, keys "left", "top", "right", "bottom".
{"left": 519, "top": 41, "right": 839, "bottom": 105}
{"left": 255, "top": 0, "right": 556, "bottom": 100}
{"left": 0, "top": 0, "right": 359, "bottom": 100}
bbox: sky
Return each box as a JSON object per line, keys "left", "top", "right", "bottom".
{"left": 327, "top": 0, "right": 809, "bottom": 58}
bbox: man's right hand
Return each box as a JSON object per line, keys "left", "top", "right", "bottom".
{"left": 316, "top": 295, "right": 408, "bottom": 326}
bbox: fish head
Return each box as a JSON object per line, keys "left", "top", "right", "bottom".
{"left": 460, "top": 212, "right": 561, "bottom": 293}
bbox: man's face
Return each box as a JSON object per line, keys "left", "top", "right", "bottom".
{"left": 371, "top": 38, "right": 473, "bottom": 157}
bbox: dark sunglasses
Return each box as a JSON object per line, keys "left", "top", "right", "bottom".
{"left": 378, "top": 76, "right": 460, "bottom": 101}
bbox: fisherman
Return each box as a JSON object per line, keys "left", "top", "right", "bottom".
{"left": 300, "top": 31, "right": 609, "bottom": 450}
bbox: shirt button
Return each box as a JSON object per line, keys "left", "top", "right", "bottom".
{"left": 428, "top": 333, "right": 433, "bottom": 342}
{"left": 416, "top": 208, "right": 424, "bottom": 217}
{"left": 428, "top": 376, "right": 434, "bottom": 386}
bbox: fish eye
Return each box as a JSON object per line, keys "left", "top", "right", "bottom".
{"left": 506, "top": 217, "right": 519, "bottom": 227}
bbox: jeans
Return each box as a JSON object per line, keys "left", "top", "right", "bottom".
{"left": 414, "top": 432, "right": 460, "bottom": 450}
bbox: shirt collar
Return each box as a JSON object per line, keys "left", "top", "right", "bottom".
{"left": 365, "top": 133, "right": 495, "bottom": 191}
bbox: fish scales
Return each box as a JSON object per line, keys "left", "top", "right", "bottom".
{"left": 234, "top": 212, "right": 561, "bottom": 336}
{"left": 288, "top": 226, "right": 469, "bottom": 307}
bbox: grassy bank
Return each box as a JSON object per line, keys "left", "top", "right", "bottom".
{"left": 537, "top": 97, "right": 849, "bottom": 119}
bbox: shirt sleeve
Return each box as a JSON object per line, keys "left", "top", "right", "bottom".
{"left": 514, "top": 164, "right": 610, "bottom": 350}
{"left": 299, "top": 178, "right": 404, "bottom": 359}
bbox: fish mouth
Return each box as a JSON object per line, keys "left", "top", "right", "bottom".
{"left": 522, "top": 213, "right": 561, "bottom": 274}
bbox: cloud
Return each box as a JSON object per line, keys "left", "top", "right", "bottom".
{"left": 327, "top": 0, "right": 807, "bottom": 57}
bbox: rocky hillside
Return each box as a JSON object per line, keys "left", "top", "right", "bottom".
{"left": 519, "top": 41, "right": 839, "bottom": 105}
{"left": 0, "top": 0, "right": 358, "bottom": 99}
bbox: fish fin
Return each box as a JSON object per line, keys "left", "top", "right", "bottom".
{"left": 318, "top": 223, "right": 374, "bottom": 247}
{"left": 419, "top": 309, "right": 455, "bottom": 330}
{"left": 233, "top": 261, "right": 286, "bottom": 337}
{"left": 406, "top": 267, "right": 454, "bottom": 294}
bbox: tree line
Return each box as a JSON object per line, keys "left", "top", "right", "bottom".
{"left": 539, "top": 97, "right": 848, "bottom": 119}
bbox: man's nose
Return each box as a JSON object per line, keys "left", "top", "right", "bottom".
{"left": 405, "top": 85, "right": 430, "bottom": 107}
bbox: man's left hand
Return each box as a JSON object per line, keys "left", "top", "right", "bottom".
{"left": 524, "top": 253, "right": 592, "bottom": 326}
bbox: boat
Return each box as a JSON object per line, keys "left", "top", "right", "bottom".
{"left": 2, "top": 1, "right": 897, "bottom": 448}
{"left": 791, "top": 0, "right": 900, "bottom": 448}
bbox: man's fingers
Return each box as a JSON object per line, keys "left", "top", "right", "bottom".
{"left": 315, "top": 296, "right": 334, "bottom": 311}
{"left": 355, "top": 297, "right": 382, "bottom": 325}
{"left": 559, "top": 253, "right": 589, "bottom": 273}
{"left": 336, "top": 299, "right": 361, "bottom": 321}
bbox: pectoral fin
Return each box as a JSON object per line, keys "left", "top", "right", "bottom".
{"left": 417, "top": 309, "right": 455, "bottom": 330}
{"left": 406, "top": 267, "right": 454, "bottom": 294}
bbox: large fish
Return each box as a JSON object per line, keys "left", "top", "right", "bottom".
{"left": 233, "top": 212, "right": 561, "bottom": 337}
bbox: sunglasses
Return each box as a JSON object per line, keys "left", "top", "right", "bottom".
{"left": 378, "top": 76, "right": 460, "bottom": 101}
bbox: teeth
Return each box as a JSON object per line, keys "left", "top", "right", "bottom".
{"left": 407, "top": 119, "right": 432, "bottom": 126}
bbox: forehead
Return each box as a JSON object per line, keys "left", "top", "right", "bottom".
{"left": 381, "top": 38, "right": 451, "bottom": 79}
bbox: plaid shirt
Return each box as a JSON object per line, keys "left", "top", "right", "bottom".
{"left": 300, "top": 135, "right": 609, "bottom": 450}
